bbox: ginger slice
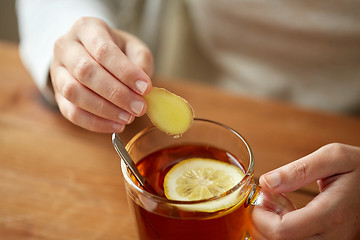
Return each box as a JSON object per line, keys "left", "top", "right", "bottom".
{"left": 144, "top": 87, "right": 194, "bottom": 136}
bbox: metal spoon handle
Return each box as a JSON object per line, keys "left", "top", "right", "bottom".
{"left": 112, "top": 133, "right": 147, "bottom": 187}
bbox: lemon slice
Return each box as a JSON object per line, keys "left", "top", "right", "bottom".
{"left": 164, "top": 158, "right": 245, "bottom": 212}
{"left": 144, "top": 87, "right": 194, "bottom": 136}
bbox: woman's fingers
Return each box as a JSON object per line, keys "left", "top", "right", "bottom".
{"left": 74, "top": 17, "right": 152, "bottom": 96}
{"left": 259, "top": 143, "right": 356, "bottom": 193}
{"left": 251, "top": 196, "right": 329, "bottom": 239}
{"left": 54, "top": 37, "right": 147, "bottom": 116}
{"left": 54, "top": 93, "right": 125, "bottom": 133}
{"left": 252, "top": 173, "right": 357, "bottom": 240}
{"left": 50, "top": 17, "right": 155, "bottom": 132}
{"left": 114, "top": 29, "right": 154, "bottom": 77}
{"left": 51, "top": 65, "right": 135, "bottom": 125}
{"left": 252, "top": 143, "right": 360, "bottom": 239}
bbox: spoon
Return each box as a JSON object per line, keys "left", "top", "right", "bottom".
{"left": 112, "top": 132, "right": 155, "bottom": 193}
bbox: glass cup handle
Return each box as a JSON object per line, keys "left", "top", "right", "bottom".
{"left": 247, "top": 183, "right": 296, "bottom": 216}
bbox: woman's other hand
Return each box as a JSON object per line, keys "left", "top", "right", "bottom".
{"left": 251, "top": 143, "right": 360, "bottom": 240}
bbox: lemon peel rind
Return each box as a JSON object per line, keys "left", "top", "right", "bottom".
{"left": 172, "top": 188, "right": 246, "bottom": 213}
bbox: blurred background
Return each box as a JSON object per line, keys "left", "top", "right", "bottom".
{"left": 2, "top": 1, "right": 359, "bottom": 115}
{"left": 0, "top": 0, "right": 19, "bottom": 42}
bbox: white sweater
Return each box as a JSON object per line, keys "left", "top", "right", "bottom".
{"left": 16, "top": 0, "right": 360, "bottom": 113}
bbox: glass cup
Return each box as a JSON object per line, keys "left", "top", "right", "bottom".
{"left": 120, "top": 118, "right": 295, "bottom": 240}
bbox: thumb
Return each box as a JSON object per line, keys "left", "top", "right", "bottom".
{"left": 113, "top": 29, "right": 154, "bottom": 77}
{"left": 259, "top": 143, "right": 353, "bottom": 193}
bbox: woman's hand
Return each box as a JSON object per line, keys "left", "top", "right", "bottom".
{"left": 50, "top": 17, "right": 153, "bottom": 132}
{"left": 251, "top": 143, "right": 360, "bottom": 240}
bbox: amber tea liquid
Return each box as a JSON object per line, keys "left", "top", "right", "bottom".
{"left": 129, "top": 144, "right": 251, "bottom": 240}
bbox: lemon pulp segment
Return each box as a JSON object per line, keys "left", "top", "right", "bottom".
{"left": 144, "top": 87, "right": 194, "bottom": 136}
{"left": 164, "top": 158, "right": 245, "bottom": 212}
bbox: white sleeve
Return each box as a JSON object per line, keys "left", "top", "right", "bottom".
{"left": 16, "top": 0, "right": 118, "bottom": 105}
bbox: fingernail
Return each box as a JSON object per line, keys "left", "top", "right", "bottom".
{"left": 135, "top": 80, "right": 148, "bottom": 94}
{"left": 118, "top": 111, "right": 132, "bottom": 124}
{"left": 113, "top": 123, "right": 125, "bottom": 132}
{"left": 130, "top": 100, "right": 144, "bottom": 115}
{"left": 263, "top": 171, "right": 281, "bottom": 189}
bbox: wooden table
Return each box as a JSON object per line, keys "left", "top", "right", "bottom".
{"left": 1, "top": 41, "right": 359, "bottom": 239}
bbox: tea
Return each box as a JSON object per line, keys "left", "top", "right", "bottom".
{"left": 128, "top": 144, "right": 251, "bottom": 240}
